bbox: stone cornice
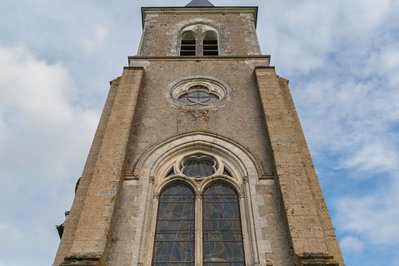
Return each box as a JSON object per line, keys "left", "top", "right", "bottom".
{"left": 141, "top": 6, "right": 258, "bottom": 28}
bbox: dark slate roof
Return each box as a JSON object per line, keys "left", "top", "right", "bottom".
{"left": 186, "top": 0, "right": 214, "bottom": 7}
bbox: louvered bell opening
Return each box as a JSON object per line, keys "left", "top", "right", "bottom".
{"left": 180, "top": 39, "right": 196, "bottom": 56}
{"left": 203, "top": 39, "right": 218, "bottom": 56}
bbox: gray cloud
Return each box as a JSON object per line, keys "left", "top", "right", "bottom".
{"left": 0, "top": 45, "right": 98, "bottom": 265}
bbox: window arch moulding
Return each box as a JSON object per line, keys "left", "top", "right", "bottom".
{"left": 130, "top": 132, "right": 263, "bottom": 183}
{"left": 168, "top": 18, "right": 225, "bottom": 56}
{"left": 179, "top": 24, "right": 219, "bottom": 56}
{"left": 131, "top": 132, "right": 267, "bottom": 265}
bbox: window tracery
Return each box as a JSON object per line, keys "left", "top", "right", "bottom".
{"left": 178, "top": 85, "right": 219, "bottom": 105}
{"left": 181, "top": 154, "right": 217, "bottom": 177}
{"left": 152, "top": 154, "right": 246, "bottom": 265}
{"left": 167, "top": 76, "right": 230, "bottom": 110}
{"left": 134, "top": 134, "right": 263, "bottom": 265}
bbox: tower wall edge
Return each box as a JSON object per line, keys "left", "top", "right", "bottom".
{"left": 255, "top": 67, "right": 344, "bottom": 265}
{"left": 54, "top": 68, "right": 145, "bottom": 266}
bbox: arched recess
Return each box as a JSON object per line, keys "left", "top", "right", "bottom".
{"left": 133, "top": 132, "right": 261, "bottom": 181}
{"left": 203, "top": 30, "right": 219, "bottom": 56}
{"left": 179, "top": 24, "right": 220, "bottom": 56}
{"left": 134, "top": 132, "right": 263, "bottom": 265}
{"left": 168, "top": 18, "right": 223, "bottom": 56}
{"left": 180, "top": 30, "right": 196, "bottom": 56}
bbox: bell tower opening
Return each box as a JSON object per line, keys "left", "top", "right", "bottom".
{"left": 180, "top": 31, "right": 196, "bottom": 56}
{"left": 203, "top": 30, "right": 219, "bottom": 56}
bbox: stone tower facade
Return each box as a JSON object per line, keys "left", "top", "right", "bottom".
{"left": 54, "top": 1, "right": 344, "bottom": 265}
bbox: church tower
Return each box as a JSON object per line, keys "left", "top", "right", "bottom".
{"left": 54, "top": 1, "right": 344, "bottom": 265}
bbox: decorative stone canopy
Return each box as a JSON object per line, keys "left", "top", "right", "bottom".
{"left": 186, "top": 0, "right": 214, "bottom": 7}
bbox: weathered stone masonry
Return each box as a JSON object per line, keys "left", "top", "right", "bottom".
{"left": 53, "top": 2, "right": 344, "bottom": 265}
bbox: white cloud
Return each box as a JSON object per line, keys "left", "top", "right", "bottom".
{"left": 83, "top": 25, "right": 109, "bottom": 52}
{"left": 343, "top": 141, "right": 399, "bottom": 172}
{"left": 375, "top": 45, "right": 399, "bottom": 87}
{"left": 345, "top": 0, "right": 391, "bottom": 33}
{"left": 295, "top": 60, "right": 399, "bottom": 174}
{"left": 261, "top": 1, "right": 399, "bottom": 263}
{"left": 0, "top": 45, "right": 98, "bottom": 177}
{"left": 263, "top": 0, "right": 396, "bottom": 76}
{"left": 335, "top": 183, "right": 399, "bottom": 247}
{"left": 340, "top": 236, "right": 364, "bottom": 253}
{"left": 0, "top": 46, "right": 74, "bottom": 124}
{"left": 0, "top": 223, "right": 21, "bottom": 248}
{"left": 0, "top": 45, "right": 98, "bottom": 265}
{"left": 293, "top": 34, "right": 399, "bottom": 253}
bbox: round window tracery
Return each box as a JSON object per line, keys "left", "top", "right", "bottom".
{"left": 178, "top": 85, "right": 219, "bottom": 104}
{"left": 167, "top": 76, "right": 230, "bottom": 110}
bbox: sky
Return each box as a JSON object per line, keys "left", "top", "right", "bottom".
{"left": 0, "top": 0, "right": 398, "bottom": 265}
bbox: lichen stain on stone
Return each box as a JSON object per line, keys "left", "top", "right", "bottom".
{"left": 184, "top": 109, "right": 210, "bottom": 123}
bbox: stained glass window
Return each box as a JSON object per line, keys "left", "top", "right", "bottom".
{"left": 152, "top": 183, "right": 195, "bottom": 265}
{"left": 203, "top": 183, "right": 245, "bottom": 265}
{"left": 181, "top": 155, "right": 217, "bottom": 177}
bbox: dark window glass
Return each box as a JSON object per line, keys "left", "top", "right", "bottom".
{"left": 203, "top": 183, "right": 245, "bottom": 265}
{"left": 182, "top": 155, "right": 217, "bottom": 177}
{"left": 152, "top": 183, "right": 195, "bottom": 265}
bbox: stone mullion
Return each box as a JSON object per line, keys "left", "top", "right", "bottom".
{"left": 255, "top": 67, "right": 340, "bottom": 265}
{"left": 196, "top": 28, "right": 204, "bottom": 56}
{"left": 60, "top": 67, "right": 144, "bottom": 265}
{"left": 196, "top": 192, "right": 203, "bottom": 266}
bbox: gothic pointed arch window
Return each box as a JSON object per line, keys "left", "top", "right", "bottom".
{"left": 134, "top": 134, "right": 264, "bottom": 265}
{"left": 152, "top": 154, "right": 245, "bottom": 265}
{"left": 153, "top": 183, "right": 195, "bottom": 265}
{"left": 203, "top": 182, "right": 245, "bottom": 265}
